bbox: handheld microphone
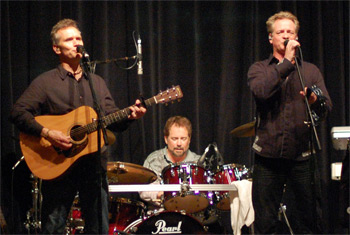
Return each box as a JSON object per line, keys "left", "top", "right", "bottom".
{"left": 284, "top": 39, "right": 300, "bottom": 49}
{"left": 137, "top": 35, "right": 143, "bottom": 75}
{"left": 76, "top": 45, "right": 90, "bottom": 59}
{"left": 284, "top": 39, "right": 300, "bottom": 58}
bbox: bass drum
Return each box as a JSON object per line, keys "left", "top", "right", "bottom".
{"left": 124, "top": 211, "right": 207, "bottom": 234}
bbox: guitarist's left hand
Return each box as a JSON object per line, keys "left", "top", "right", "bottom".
{"left": 128, "top": 99, "right": 147, "bottom": 120}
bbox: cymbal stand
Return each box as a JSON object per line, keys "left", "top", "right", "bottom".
{"left": 278, "top": 184, "right": 294, "bottom": 235}
{"left": 24, "top": 175, "right": 42, "bottom": 234}
{"left": 278, "top": 203, "right": 294, "bottom": 235}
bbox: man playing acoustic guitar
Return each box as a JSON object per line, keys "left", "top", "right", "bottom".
{"left": 10, "top": 19, "right": 146, "bottom": 234}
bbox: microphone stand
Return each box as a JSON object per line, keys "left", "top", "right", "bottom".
{"left": 89, "top": 55, "right": 137, "bottom": 65}
{"left": 87, "top": 56, "right": 138, "bottom": 74}
{"left": 80, "top": 54, "right": 109, "bottom": 234}
{"left": 294, "top": 48, "right": 321, "bottom": 233}
{"left": 294, "top": 48, "right": 321, "bottom": 151}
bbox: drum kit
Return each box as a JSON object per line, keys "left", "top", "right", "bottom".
{"left": 25, "top": 122, "right": 254, "bottom": 235}
{"left": 102, "top": 161, "right": 251, "bottom": 235}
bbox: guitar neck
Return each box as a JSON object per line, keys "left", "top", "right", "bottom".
{"left": 84, "top": 96, "right": 157, "bottom": 134}
{"left": 71, "top": 85, "right": 182, "bottom": 139}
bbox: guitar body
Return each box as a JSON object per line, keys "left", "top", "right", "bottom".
{"left": 20, "top": 106, "right": 104, "bottom": 180}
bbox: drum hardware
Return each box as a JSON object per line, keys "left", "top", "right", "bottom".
{"left": 191, "top": 204, "right": 218, "bottom": 226}
{"left": 198, "top": 142, "right": 224, "bottom": 172}
{"left": 170, "top": 168, "right": 176, "bottom": 177}
{"left": 12, "top": 155, "right": 25, "bottom": 170}
{"left": 180, "top": 181, "right": 190, "bottom": 197}
{"left": 24, "top": 174, "right": 42, "bottom": 233}
{"left": 194, "top": 166, "right": 199, "bottom": 176}
{"left": 277, "top": 184, "right": 294, "bottom": 235}
{"left": 278, "top": 203, "right": 294, "bottom": 235}
{"left": 65, "top": 194, "right": 84, "bottom": 235}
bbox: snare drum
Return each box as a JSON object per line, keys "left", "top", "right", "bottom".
{"left": 124, "top": 211, "right": 206, "bottom": 234}
{"left": 213, "top": 164, "right": 250, "bottom": 210}
{"left": 162, "top": 163, "right": 209, "bottom": 213}
{"left": 108, "top": 197, "right": 146, "bottom": 234}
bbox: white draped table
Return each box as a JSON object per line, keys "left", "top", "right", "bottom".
{"left": 108, "top": 184, "right": 237, "bottom": 192}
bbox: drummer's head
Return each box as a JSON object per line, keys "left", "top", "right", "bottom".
{"left": 164, "top": 116, "right": 192, "bottom": 138}
{"left": 164, "top": 116, "right": 192, "bottom": 161}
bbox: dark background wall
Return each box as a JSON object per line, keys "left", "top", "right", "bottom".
{"left": 1, "top": 1, "right": 349, "bottom": 233}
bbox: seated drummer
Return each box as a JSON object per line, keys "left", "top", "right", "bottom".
{"left": 139, "top": 116, "right": 201, "bottom": 209}
{"left": 140, "top": 116, "right": 233, "bottom": 234}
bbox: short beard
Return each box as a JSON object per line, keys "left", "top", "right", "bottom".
{"left": 169, "top": 148, "right": 187, "bottom": 159}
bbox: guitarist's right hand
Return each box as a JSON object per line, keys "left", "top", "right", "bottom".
{"left": 41, "top": 127, "right": 72, "bottom": 150}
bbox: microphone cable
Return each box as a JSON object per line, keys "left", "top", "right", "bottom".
{"left": 112, "top": 31, "right": 139, "bottom": 71}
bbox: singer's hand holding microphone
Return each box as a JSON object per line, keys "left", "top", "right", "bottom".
{"left": 283, "top": 39, "right": 300, "bottom": 63}
{"left": 283, "top": 40, "right": 317, "bottom": 104}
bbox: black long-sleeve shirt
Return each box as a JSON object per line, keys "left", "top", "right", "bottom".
{"left": 248, "top": 55, "right": 332, "bottom": 160}
{"left": 10, "top": 64, "right": 131, "bottom": 136}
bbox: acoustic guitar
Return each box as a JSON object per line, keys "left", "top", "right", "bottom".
{"left": 20, "top": 85, "right": 183, "bottom": 180}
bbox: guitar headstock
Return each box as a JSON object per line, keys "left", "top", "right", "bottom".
{"left": 155, "top": 85, "right": 183, "bottom": 105}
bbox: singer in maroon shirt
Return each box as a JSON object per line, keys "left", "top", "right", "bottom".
{"left": 10, "top": 19, "right": 146, "bottom": 234}
{"left": 247, "top": 12, "right": 332, "bottom": 234}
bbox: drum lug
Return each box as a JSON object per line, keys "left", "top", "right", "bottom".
{"left": 178, "top": 167, "right": 186, "bottom": 183}
{"left": 129, "top": 226, "right": 138, "bottom": 233}
{"left": 234, "top": 168, "right": 240, "bottom": 180}
{"left": 203, "top": 225, "right": 209, "bottom": 232}
{"left": 180, "top": 181, "right": 190, "bottom": 197}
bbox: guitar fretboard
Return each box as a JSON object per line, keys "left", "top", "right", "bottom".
{"left": 70, "top": 96, "right": 158, "bottom": 138}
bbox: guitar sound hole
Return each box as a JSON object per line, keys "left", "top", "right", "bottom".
{"left": 70, "top": 125, "right": 86, "bottom": 142}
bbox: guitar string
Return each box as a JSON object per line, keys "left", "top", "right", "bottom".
{"left": 67, "top": 96, "right": 162, "bottom": 138}
{"left": 68, "top": 108, "right": 131, "bottom": 137}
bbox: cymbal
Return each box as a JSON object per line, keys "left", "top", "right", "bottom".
{"left": 230, "top": 121, "right": 256, "bottom": 137}
{"left": 107, "top": 161, "right": 157, "bottom": 184}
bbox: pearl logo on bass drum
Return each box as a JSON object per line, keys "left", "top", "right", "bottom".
{"left": 124, "top": 211, "right": 206, "bottom": 234}
{"left": 152, "top": 220, "right": 183, "bottom": 234}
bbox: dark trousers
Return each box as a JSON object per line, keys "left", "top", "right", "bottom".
{"left": 41, "top": 156, "right": 109, "bottom": 234}
{"left": 252, "top": 154, "right": 316, "bottom": 234}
